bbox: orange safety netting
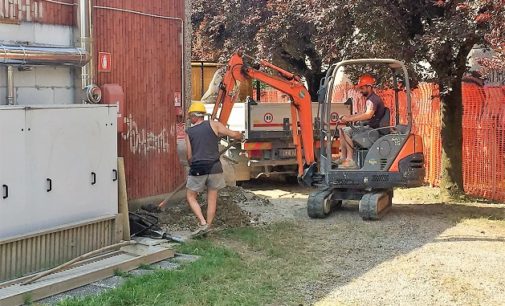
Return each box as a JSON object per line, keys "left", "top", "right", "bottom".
{"left": 259, "top": 83, "right": 505, "bottom": 202}
{"left": 462, "top": 85, "right": 505, "bottom": 202}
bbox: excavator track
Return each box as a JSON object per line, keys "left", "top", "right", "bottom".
{"left": 359, "top": 189, "right": 393, "bottom": 220}
{"left": 307, "top": 189, "right": 342, "bottom": 218}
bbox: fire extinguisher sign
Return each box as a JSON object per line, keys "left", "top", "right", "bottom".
{"left": 98, "top": 52, "right": 112, "bottom": 72}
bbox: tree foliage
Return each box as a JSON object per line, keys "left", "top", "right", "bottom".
{"left": 192, "top": 0, "right": 504, "bottom": 195}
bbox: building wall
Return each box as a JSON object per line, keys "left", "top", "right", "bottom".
{"left": 0, "top": 0, "right": 187, "bottom": 200}
{"left": 0, "top": 21, "right": 76, "bottom": 105}
{"left": 94, "top": 0, "right": 186, "bottom": 200}
{"left": 468, "top": 47, "right": 505, "bottom": 86}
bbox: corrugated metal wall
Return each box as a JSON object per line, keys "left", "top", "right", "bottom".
{"left": 94, "top": 0, "right": 185, "bottom": 200}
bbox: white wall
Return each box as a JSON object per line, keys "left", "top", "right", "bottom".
{"left": 0, "top": 22, "right": 78, "bottom": 105}
{"left": 468, "top": 46, "right": 505, "bottom": 86}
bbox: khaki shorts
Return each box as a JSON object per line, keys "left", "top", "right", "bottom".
{"left": 342, "top": 126, "right": 372, "bottom": 139}
{"left": 186, "top": 173, "right": 226, "bottom": 192}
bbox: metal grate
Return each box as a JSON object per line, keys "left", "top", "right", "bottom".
{"left": 372, "top": 175, "right": 389, "bottom": 182}
{"left": 0, "top": 216, "right": 120, "bottom": 283}
{"left": 380, "top": 159, "right": 388, "bottom": 170}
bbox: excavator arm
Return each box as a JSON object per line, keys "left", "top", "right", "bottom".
{"left": 211, "top": 52, "right": 316, "bottom": 182}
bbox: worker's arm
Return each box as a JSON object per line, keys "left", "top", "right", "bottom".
{"left": 210, "top": 121, "right": 243, "bottom": 140}
{"left": 185, "top": 134, "right": 192, "bottom": 164}
{"left": 341, "top": 100, "right": 375, "bottom": 123}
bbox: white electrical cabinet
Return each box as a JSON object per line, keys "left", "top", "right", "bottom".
{"left": 0, "top": 105, "right": 118, "bottom": 240}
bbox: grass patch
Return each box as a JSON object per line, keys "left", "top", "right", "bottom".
{"left": 58, "top": 222, "right": 318, "bottom": 306}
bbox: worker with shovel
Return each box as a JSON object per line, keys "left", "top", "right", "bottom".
{"left": 185, "top": 102, "right": 243, "bottom": 236}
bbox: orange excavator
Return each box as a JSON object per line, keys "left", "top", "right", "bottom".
{"left": 210, "top": 51, "right": 316, "bottom": 180}
{"left": 211, "top": 52, "right": 425, "bottom": 220}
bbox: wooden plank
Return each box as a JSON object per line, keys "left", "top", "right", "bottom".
{"left": 0, "top": 251, "right": 122, "bottom": 290}
{"left": 0, "top": 247, "right": 174, "bottom": 306}
{"left": 117, "top": 157, "right": 130, "bottom": 241}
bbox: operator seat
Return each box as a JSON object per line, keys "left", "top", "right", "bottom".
{"left": 352, "top": 107, "right": 391, "bottom": 149}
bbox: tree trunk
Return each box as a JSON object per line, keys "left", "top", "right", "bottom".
{"left": 439, "top": 80, "right": 464, "bottom": 200}
{"left": 305, "top": 72, "right": 325, "bottom": 101}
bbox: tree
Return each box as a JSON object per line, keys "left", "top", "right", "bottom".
{"left": 340, "top": 0, "right": 503, "bottom": 198}
{"left": 476, "top": 0, "right": 505, "bottom": 75}
{"left": 192, "top": 0, "right": 504, "bottom": 198}
{"left": 191, "top": 0, "right": 352, "bottom": 97}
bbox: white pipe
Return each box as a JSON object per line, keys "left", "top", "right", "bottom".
{"left": 78, "top": 0, "right": 94, "bottom": 89}
{"left": 0, "top": 44, "right": 89, "bottom": 66}
{"left": 7, "top": 66, "right": 15, "bottom": 105}
{"left": 42, "top": 0, "right": 76, "bottom": 6}
{"left": 93, "top": 5, "right": 186, "bottom": 113}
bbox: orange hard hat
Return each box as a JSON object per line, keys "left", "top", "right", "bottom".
{"left": 357, "top": 74, "right": 376, "bottom": 88}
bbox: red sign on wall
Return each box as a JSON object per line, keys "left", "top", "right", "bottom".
{"left": 98, "top": 52, "right": 112, "bottom": 72}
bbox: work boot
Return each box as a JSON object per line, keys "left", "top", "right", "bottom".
{"left": 191, "top": 224, "right": 210, "bottom": 238}
{"left": 334, "top": 158, "right": 346, "bottom": 165}
{"left": 340, "top": 160, "right": 358, "bottom": 169}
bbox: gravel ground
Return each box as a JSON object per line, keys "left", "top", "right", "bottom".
{"left": 237, "top": 181, "right": 505, "bottom": 306}
{"left": 147, "top": 186, "right": 269, "bottom": 233}
{"left": 145, "top": 178, "right": 505, "bottom": 305}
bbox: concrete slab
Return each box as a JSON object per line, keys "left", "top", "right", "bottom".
{"left": 35, "top": 67, "right": 73, "bottom": 87}
{"left": 129, "top": 269, "right": 156, "bottom": 277}
{"left": 151, "top": 260, "right": 181, "bottom": 271}
{"left": 16, "top": 87, "right": 54, "bottom": 105}
{"left": 173, "top": 253, "right": 201, "bottom": 263}
{"left": 38, "top": 284, "right": 108, "bottom": 305}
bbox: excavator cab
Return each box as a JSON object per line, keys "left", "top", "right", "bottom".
{"left": 307, "top": 59, "right": 425, "bottom": 220}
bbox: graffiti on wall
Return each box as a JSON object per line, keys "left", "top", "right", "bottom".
{"left": 0, "top": 0, "right": 44, "bottom": 22}
{"left": 122, "top": 114, "right": 175, "bottom": 155}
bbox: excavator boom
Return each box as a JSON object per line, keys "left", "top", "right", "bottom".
{"left": 211, "top": 52, "right": 315, "bottom": 179}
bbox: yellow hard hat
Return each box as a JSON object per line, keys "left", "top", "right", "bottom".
{"left": 188, "top": 102, "right": 206, "bottom": 114}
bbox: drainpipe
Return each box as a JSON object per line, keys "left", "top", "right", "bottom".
{"left": 7, "top": 66, "right": 15, "bottom": 105}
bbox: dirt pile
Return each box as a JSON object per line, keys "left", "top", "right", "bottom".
{"left": 154, "top": 186, "right": 271, "bottom": 232}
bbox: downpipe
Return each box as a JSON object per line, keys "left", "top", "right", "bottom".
{"left": 7, "top": 66, "right": 15, "bottom": 105}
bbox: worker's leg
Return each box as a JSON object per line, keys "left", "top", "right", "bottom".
{"left": 343, "top": 133, "right": 354, "bottom": 160}
{"left": 186, "top": 176, "right": 207, "bottom": 226}
{"left": 338, "top": 128, "right": 347, "bottom": 160}
{"left": 186, "top": 189, "right": 207, "bottom": 225}
{"left": 206, "top": 188, "right": 218, "bottom": 225}
{"left": 206, "top": 173, "right": 227, "bottom": 226}
{"left": 342, "top": 127, "right": 354, "bottom": 160}
{"left": 340, "top": 128, "right": 358, "bottom": 169}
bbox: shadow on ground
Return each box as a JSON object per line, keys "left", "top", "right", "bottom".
{"left": 301, "top": 201, "right": 505, "bottom": 304}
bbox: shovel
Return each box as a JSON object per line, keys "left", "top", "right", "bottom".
{"left": 141, "top": 140, "right": 241, "bottom": 213}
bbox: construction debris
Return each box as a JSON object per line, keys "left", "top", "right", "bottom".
{"left": 148, "top": 186, "right": 271, "bottom": 232}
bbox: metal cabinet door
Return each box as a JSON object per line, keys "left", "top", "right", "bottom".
{"left": 0, "top": 107, "right": 27, "bottom": 240}
{"left": 25, "top": 106, "right": 117, "bottom": 233}
{"left": 84, "top": 106, "right": 118, "bottom": 215}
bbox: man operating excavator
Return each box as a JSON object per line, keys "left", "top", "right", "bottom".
{"left": 337, "top": 74, "right": 386, "bottom": 169}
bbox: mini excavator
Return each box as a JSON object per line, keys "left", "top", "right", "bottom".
{"left": 211, "top": 52, "right": 425, "bottom": 220}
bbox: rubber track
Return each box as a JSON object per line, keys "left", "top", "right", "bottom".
{"left": 307, "top": 189, "right": 333, "bottom": 218}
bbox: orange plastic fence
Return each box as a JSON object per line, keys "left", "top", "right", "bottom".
{"left": 259, "top": 83, "right": 505, "bottom": 202}
{"left": 462, "top": 85, "right": 505, "bottom": 202}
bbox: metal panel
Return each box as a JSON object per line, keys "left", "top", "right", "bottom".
{"left": 0, "top": 108, "right": 27, "bottom": 237}
{"left": 0, "top": 216, "right": 119, "bottom": 283}
{"left": 0, "top": 105, "right": 117, "bottom": 240}
{"left": 24, "top": 105, "right": 118, "bottom": 237}
{"left": 94, "top": 0, "right": 185, "bottom": 200}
